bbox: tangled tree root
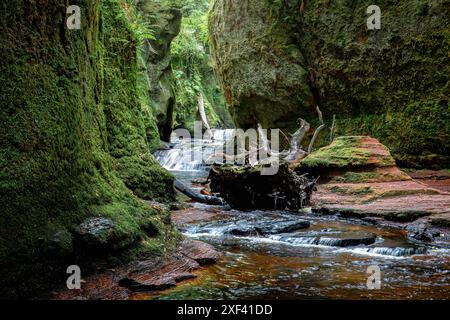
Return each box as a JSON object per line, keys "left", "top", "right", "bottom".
{"left": 209, "top": 162, "right": 316, "bottom": 211}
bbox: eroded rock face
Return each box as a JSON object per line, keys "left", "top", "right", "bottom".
{"left": 139, "top": 3, "right": 182, "bottom": 141}
{"left": 208, "top": 0, "right": 313, "bottom": 130}
{"left": 209, "top": 0, "right": 450, "bottom": 167}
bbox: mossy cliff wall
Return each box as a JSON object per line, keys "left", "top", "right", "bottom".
{"left": 138, "top": 1, "right": 182, "bottom": 141}
{"left": 209, "top": 0, "right": 449, "bottom": 167}
{"left": 0, "top": 0, "right": 176, "bottom": 298}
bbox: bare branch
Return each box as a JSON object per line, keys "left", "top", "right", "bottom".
{"left": 291, "top": 119, "right": 310, "bottom": 152}
{"left": 330, "top": 114, "right": 336, "bottom": 144}
{"left": 307, "top": 106, "right": 326, "bottom": 154}
{"left": 197, "top": 95, "right": 211, "bottom": 132}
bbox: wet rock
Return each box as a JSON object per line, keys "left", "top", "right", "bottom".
{"left": 319, "top": 232, "right": 377, "bottom": 247}
{"left": 76, "top": 217, "right": 115, "bottom": 248}
{"left": 383, "top": 210, "right": 430, "bottom": 223}
{"left": 226, "top": 219, "right": 310, "bottom": 237}
{"left": 79, "top": 217, "right": 114, "bottom": 236}
{"left": 227, "top": 226, "right": 262, "bottom": 237}
{"left": 278, "top": 231, "right": 377, "bottom": 247}
{"left": 118, "top": 278, "right": 176, "bottom": 292}
{"left": 117, "top": 239, "right": 219, "bottom": 293}
{"left": 179, "top": 239, "right": 221, "bottom": 265}
{"left": 430, "top": 218, "right": 450, "bottom": 229}
{"left": 258, "top": 220, "right": 311, "bottom": 234}
{"left": 406, "top": 224, "right": 435, "bottom": 243}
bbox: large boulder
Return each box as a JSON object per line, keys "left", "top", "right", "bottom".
{"left": 296, "top": 136, "right": 411, "bottom": 182}
{"left": 209, "top": 0, "right": 450, "bottom": 167}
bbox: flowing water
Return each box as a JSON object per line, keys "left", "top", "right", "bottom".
{"left": 149, "top": 130, "right": 450, "bottom": 300}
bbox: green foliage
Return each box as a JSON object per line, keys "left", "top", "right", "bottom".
{"left": 171, "top": 0, "right": 233, "bottom": 130}
{"left": 102, "top": 0, "right": 175, "bottom": 201}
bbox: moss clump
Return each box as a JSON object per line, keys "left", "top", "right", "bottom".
{"left": 330, "top": 186, "right": 374, "bottom": 196}
{"left": 300, "top": 136, "right": 396, "bottom": 169}
{"left": 300, "top": 137, "right": 373, "bottom": 168}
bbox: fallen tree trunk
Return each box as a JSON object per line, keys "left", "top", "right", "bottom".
{"left": 174, "top": 179, "right": 223, "bottom": 205}
{"left": 209, "top": 162, "right": 316, "bottom": 211}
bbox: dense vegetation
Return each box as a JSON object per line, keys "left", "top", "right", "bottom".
{"left": 171, "top": 0, "right": 233, "bottom": 129}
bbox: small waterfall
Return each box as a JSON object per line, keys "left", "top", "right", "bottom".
{"left": 154, "top": 129, "right": 235, "bottom": 171}
{"left": 352, "top": 247, "right": 427, "bottom": 257}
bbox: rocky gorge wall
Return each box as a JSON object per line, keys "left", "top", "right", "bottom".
{"left": 209, "top": 0, "right": 450, "bottom": 168}
{"left": 0, "top": 0, "right": 177, "bottom": 298}
{"left": 138, "top": 1, "right": 182, "bottom": 141}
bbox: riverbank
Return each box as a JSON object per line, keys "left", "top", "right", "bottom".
{"left": 54, "top": 238, "right": 220, "bottom": 300}
{"left": 312, "top": 169, "right": 450, "bottom": 246}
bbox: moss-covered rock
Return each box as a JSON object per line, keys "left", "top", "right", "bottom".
{"left": 209, "top": 0, "right": 450, "bottom": 167}
{"left": 300, "top": 136, "right": 395, "bottom": 168}
{"left": 297, "top": 136, "right": 411, "bottom": 182}
{"left": 0, "top": 0, "right": 176, "bottom": 298}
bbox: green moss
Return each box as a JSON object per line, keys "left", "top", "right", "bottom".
{"left": 336, "top": 101, "right": 450, "bottom": 168}
{"left": 171, "top": 1, "right": 233, "bottom": 131}
{"left": 330, "top": 185, "right": 374, "bottom": 196}
{"left": 209, "top": 0, "right": 313, "bottom": 130}
{"left": 300, "top": 136, "right": 374, "bottom": 168}
{"left": 101, "top": 0, "right": 175, "bottom": 203}
{"left": 361, "top": 188, "right": 440, "bottom": 204}
{"left": 0, "top": 0, "right": 177, "bottom": 298}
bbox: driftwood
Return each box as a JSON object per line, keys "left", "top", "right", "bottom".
{"left": 206, "top": 106, "right": 332, "bottom": 169}
{"left": 174, "top": 179, "right": 223, "bottom": 205}
{"left": 284, "top": 118, "right": 310, "bottom": 162}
